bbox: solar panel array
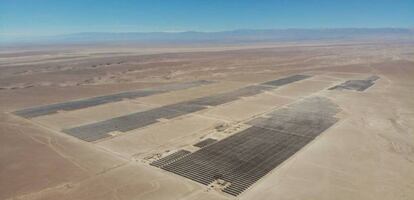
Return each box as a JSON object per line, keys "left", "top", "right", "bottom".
{"left": 62, "top": 106, "right": 185, "bottom": 142}
{"left": 153, "top": 96, "right": 340, "bottom": 196}
{"left": 13, "top": 80, "right": 213, "bottom": 118}
{"left": 62, "top": 75, "right": 311, "bottom": 142}
{"left": 329, "top": 75, "right": 380, "bottom": 91}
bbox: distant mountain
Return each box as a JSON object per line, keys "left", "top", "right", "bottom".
{"left": 2, "top": 28, "right": 414, "bottom": 44}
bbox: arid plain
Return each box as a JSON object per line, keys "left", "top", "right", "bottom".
{"left": 1, "top": 41, "right": 414, "bottom": 200}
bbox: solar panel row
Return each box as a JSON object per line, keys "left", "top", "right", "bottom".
{"left": 262, "top": 74, "right": 311, "bottom": 86}
{"left": 13, "top": 80, "right": 213, "bottom": 118}
{"left": 150, "top": 150, "right": 191, "bottom": 168}
{"left": 193, "top": 138, "right": 218, "bottom": 148}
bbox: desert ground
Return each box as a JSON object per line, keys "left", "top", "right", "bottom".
{"left": 1, "top": 41, "right": 414, "bottom": 200}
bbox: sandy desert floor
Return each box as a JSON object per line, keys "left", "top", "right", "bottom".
{"left": 0, "top": 41, "right": 413, "bottom": 200}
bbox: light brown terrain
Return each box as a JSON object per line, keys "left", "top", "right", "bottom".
{"left": 1, "top": 41, "right": 413, "bottom": 200}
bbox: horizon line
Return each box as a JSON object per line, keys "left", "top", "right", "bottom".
{"left": 2, "top": 27, "right": 414, "bottom": 38}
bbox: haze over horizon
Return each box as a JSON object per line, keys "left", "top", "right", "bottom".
{"left": 1, "top": 0, "right": 414, "bottom": 38}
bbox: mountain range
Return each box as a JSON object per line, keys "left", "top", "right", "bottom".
{"left": 2, "top": 28, "right": 414, "bottom": 44}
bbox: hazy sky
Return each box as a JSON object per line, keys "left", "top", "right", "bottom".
{"left": 1, "top": 0, "right": 413, "bottom": 36}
